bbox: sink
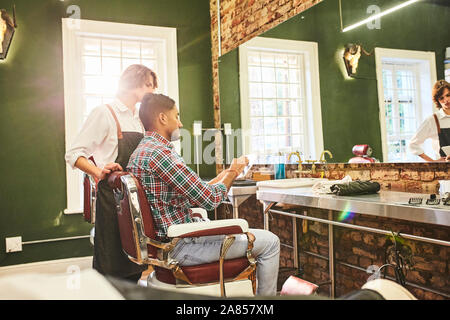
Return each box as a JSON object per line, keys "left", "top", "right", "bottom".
{"left": 256, "top": 178, "right": 327, "bottom": 188}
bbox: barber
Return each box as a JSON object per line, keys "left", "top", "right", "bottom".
{"left": 65, "top": 65, "right": 158, "bottom": 282}
{"left": 127, "top": 93, "right": 280, "bottom": 296}
{"left": 409, "top": 80, "right": 450, "bottom": 162}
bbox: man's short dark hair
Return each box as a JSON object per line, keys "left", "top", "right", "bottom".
{"left": 139, "top": 93, "right": 176, "bottom": 131}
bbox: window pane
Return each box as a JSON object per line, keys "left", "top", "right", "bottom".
{"left": 292, "top": 117, "right": 302, "bottom": 134}
{"left": 290, "top": 100, "right": 301, "bottom": 116}
{"left": 292, "top": 135, "right": 303, "bottom": 150}
{"left": 249, "top": 83, "right": 262, "bottom": 98}
{"left": 385, "top": 103, "right": 392, "bottom": 118}
{"left": 277, "top": 84, "right": 289, "bottom": 98}
{"left": 142, "top": 59, "right": 156, "bottom": 71}
{"left": 122, "top": 58, "right": 141, "bottom": 71}
{"left": 289, "top": 84, "right": 300, "bottom": 98}
{"left": 262, "top": 83, "right": 276, "bottom": 98}
{"left": 264, "top": 118, "right": 277, "bottom": 133}
{"left": 84, "top": 76, "right": 118, "bottom": 95}
{"left": 84, "top": 96, "right": 102, "bottom": 116}
{"left": 278, "top": 135, "right": 291, "bottom": 149}
{"left": 263, "top": 100, "right": 276, "bottom": 116}
{"left": 251, "top": 136, "right": 264, "bottom": 151}
{"left": 251, "top": 118, "right": 264, "bottom": 135}
{"left": 249, "top": 66, "right": 261, "bottom": 82}
{"left": 276, "top": 68, "right": 289, "bottom": 83}
{"left": 260, "top": 53, "right": 274, "bottom": 66}
{"left": 277, "top": 100, "right": 290, "bottom": 116}
{"left": 250, "top": 100, "right": 263, "bottom": 116}
{"left": 289, "top": 69, "right": 299, "bottom": 83}
{"left": 399, "top": 103, "right": 415, "bottom": 118}
{"left": 82, "top": 56, "right": 101, "bottom": 75}
{"left": 275, "top": 54, "right": 288, "bottom": 67}
{"left": 122, "top": 41, "right": 141, "bottom": 58}
{"left": 102, "top": 57, "right": 122, "bottom": 75}
{"left": 261, "top": 67, "right": 275, "bottom": 82}
{"left": 102, "top": 39, "right": 121, "bottom": 57}
{"left": 277, "top": 118, "right": 291, "bottom": 135}
{"left": 141, "top": 43, "right": 156, "bottom": 59}
{"left": 265, "top": 136, "right": 278, "bottom": 151}
{"left": 248, "top": 52, "right": 261, "bottom": 65}
{"left": 81, "top": 38, "right": 101, "bottom": 56}
{"left": 288, "top": 55, "right": 298, "bottom": 66}
{"left": 400, "top": 117, "right": 416, "bottom": 134}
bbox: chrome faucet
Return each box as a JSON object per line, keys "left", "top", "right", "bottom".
{"left": 288, "top": 151, "right": 303, "bottom": 172}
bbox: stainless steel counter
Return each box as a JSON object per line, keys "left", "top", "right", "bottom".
{"left": 256, "top": 186, "right": 450, "bottom": 298}
{"left": 257, "top": 187, "right": 450, "bottom": 227}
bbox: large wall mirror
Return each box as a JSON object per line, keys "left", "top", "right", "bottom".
{"left": 218, "top": 0, "right": 450, "bottom": 164}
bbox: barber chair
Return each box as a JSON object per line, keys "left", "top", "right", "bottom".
{"left": 108, "top": 172, "right": 257, "bottom": 298}
{"left": 348, "top": 144, "right": 378, "bottom": 164}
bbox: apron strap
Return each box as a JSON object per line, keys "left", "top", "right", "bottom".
{"left": 433, "top": 114, "right": 441, "bottom": 135}
{"left": 106, "top": 104, "right": 123, "bottom": 140}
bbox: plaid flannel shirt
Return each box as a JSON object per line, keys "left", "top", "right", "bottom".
{"left": 127, "top": 131, "right": 228, "bottom": 240}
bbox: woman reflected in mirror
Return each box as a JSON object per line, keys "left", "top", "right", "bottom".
{"left": 409, "top": 80, "right": 450, "bottom": 162}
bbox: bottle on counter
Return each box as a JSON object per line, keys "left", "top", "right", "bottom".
{"left": 275, "top": 152, "right": 286, "bottom": 180}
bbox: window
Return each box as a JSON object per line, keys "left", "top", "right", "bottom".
{"left": 375, "top": 48, "right": 437, "bottom": 162}
{"left": 239, "top": 37, "right": 323, "bottom": 162}
{"left": 62, "top": 18, "right": 179, "bottom": 214}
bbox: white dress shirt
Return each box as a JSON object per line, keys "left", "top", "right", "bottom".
{"left": 408, "top": 108, "right": 450, "bottom": 157}
{"left": 65, "top": 98, "right": 144, "bottom": 170}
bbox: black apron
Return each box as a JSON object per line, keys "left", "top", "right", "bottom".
{"left": 93, "top": 105, "right": 146, "bottom": 280}
{"left": 433, "top": 114, "right": 450, "bottom": 157}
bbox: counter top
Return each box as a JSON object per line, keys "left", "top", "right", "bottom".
{"left": 257, "top": 187, "right": 450, "bottom": 227}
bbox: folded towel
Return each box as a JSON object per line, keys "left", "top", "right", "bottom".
{"left": 312, "top": 175, "right": 352, "bottom": 194}
{"left": 330, "top": 180, "right": 380, "bottom": 196}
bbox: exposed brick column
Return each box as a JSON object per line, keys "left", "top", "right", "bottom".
{"left": 209, "top": 0, "right": 322, "bottom": 174}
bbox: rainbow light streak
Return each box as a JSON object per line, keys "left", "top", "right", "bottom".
{"left": 337, "top": 204, "right": 355, "bottom": 222}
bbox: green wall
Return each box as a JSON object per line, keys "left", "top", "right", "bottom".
{"left": 0, "top": 0, "right": 214, "bottom": 266}
{"left": 219, "top": 0, "right": 449, "bottom": 162}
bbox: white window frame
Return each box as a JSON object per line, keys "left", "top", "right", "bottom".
{"left": 62, "top": 18, "right": 179, "bottom": 214}
{"left": 239, "top": 37, "right": 324, "bottom": 160}
{"left": 375, "top": 48, "right": 437, "bottom": 162}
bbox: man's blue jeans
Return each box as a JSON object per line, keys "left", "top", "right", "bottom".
{"left": 170, "top": 228, "right": 280, "bottom": 296}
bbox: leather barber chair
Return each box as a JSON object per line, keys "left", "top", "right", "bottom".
{"left": 108, "top": 171, "right": 257, "bottom": 298}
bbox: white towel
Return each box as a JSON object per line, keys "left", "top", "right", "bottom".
{"left": 311, "top": 175, "right": 353, "bottom": 194}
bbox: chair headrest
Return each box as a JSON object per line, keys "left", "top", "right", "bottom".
{"left": 107, "top": 171, "right": 129, "bottom": 189}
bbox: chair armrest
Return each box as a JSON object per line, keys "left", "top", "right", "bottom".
{"left": 167, "top": 219, "right": 249, "bottom": 238}
{"left": 107, "top": 171, "right": 128, "bottom": 189}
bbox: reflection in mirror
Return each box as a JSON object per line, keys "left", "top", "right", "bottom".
{"left": 218, "top": 0, "right": 450, "bottom": 164}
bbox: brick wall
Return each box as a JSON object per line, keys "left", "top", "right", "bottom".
{"left": 215, "top": 161, "right": 450, "bottom": 299}
{"left": 247, "top": 162, "right": 450, "bottom": 193}
{"left": 209, "top": 0, "right": 322, "bottom": 172}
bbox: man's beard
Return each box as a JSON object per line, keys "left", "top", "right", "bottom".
{"left": 170, "top": 128, "right": 181, "bottom": 141}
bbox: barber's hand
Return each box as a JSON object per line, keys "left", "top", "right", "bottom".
{"left": 230, "top": 156, "right": 249, "bottom": 175}
{"left": 97, "top": 162, "right": 123, "bottom": 180}
{"left": 446, "top": 156, "right": 450, "bottom": 162}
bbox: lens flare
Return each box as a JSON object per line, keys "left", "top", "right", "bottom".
{"left": 337, "top": 204, "right": 355, "bottom": 222}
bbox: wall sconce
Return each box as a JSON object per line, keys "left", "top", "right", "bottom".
{"left": 0, "top": 5, "right": 17, "bottom": 60}
{"left": 343, "top": 43, "right": 371, "bottom": 77}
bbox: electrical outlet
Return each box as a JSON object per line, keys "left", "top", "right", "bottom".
{"left": 5, "top": 236, "right": 22, "bottom": 253}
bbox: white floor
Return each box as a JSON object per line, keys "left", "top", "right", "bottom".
{"left": 0, "top": 256, "right": 93, "bottom": 278}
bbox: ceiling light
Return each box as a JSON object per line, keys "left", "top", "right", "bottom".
{"left": 342, "top": 0, "right": 421, "bottom": 33}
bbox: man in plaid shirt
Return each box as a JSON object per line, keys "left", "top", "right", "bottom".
{"left": 127, "top": 93, "right": 280, "bottom": 296}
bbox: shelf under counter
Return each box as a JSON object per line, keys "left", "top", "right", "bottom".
{"left": 257, "top": 187, "right": 450, "bottom": 227}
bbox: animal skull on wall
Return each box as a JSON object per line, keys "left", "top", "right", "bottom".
{"left": 0, "top": 7, "right": 17, "bottom": 59}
